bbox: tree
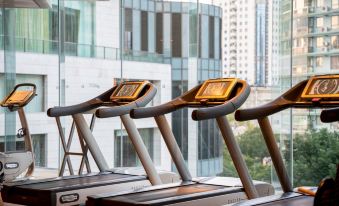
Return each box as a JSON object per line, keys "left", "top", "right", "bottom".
{"left": 293, "top": 128, "right": 339, "bottom": 186}
{"left": 222, "top": 127, "right": 339, "bottom": 187}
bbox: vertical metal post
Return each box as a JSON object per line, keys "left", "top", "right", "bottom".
{"left": 17, "top": 108, "right": 34, "bottom": 177}
{"left": 73, "top": 113, "right": 109, "bottom": 171}
{"left": 258, "top": 117, "right": 292, "bottom": 192}
{"left": 121, "top": 114, "right": 162, "bottom": 185}
{"left": 4, "top": 8, "right": 16, "bottom": 152}
{"left": 154, "top": 115, "right": 192, "bottom": 182}
{"left": 216, "top": 116, "right": 259, "bottom": 199}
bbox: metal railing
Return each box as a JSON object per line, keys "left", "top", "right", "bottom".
{"left": 0, "top": 36, "right": 164, "bottom": 63}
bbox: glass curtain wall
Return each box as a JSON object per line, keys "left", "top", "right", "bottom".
{"left": 0, "top": 2, "right": 59, "bottom": 174}
{"left": 290, "top": 0, "right": 339, "bottom": 187}
{"left": 1, "top": 0, "right": 338, "bottom": 194}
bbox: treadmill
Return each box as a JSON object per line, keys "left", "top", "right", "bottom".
{"left": 1, "top": 80, "right": 164, "bottom": 206}
{"left": 231, "top": 74, "right": 339, "bottom": 206}
{"left": 86, "top": 78, "right": 274, "bottom": 206}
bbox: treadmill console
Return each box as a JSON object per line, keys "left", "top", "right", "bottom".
{"left": 1, "top": 84, "right": 36, "bottom": 108}
{"left": 195, "top": 78, "right": 237, "bottom": 102}
{"left": 301, "top": 75, "right": 339, "bottom": 99}
{"left": 110, "top": 81, "right": 149, "bottom": 101}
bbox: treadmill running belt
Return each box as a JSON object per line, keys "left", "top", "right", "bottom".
{"left": 258, "top": 196, "right": 314, "bottom": 206}
{"left": 93, "top": 184, "right": 243, "bottom": 206}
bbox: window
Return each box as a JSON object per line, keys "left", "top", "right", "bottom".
{"left": 114, "top": 129, "right": 154, "bottom": 167}
{"left": 172, "top": 13, "right": 182, "bottom": 57}
{"left": 141, "top": 11, "right": 148, "bottom": 51}
{"left": 316, "top": 17, "right": 323, "bottom": 28}
{"left": 0, "top": 134, "right": 47, "bottom": 167}
{"left": 317, "top": 0, "right": 324, "bottom": 7}
{"left": 124, "top": 8, "right": 133, "bottom": 51}
{"left": 332, "top": 35, "right": 339, "bottom": 48}
{"left": 332, "top": 16, "right": 339, "bottom": 29}
{"left": 316, "top": 57, "right": 323, "bottom": 66}
{"left": 333, "top": 0, "right": 339, "bottom": 9}
{"left": 316, "top": 37, "right": 324, "bottom": 47}
{"left": 209, "top": 16, "right": 215, "bottom": 59}
{"left": 331, "top": 56, "right": 339, "bottom": 69}
{"left": 156, "top": 13, "right": 163, "bottom": 54}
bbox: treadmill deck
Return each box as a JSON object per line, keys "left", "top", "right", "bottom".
{"left": 87, "top": 183, "right": 244, "bottom": 206}
{"left": 1, "top": 172, "right": 147, "bottom": 205}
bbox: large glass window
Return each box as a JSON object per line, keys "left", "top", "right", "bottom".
{"left": 156, "top": 13, "right": 163, "bottom": 54}
{"left": 171, "top": 13, "right": 182, "bottom": 57}
{"left": 141, "top": 11, "right": 148, "bottom": 51}
{"left": 125, "top": 8, "right": 133, "bottom": 51}
{"left": 114, "top": 129, "right": 154, "bottom": 167}
{"left": 0, "top": 0, "right": 337, "bottom": 196}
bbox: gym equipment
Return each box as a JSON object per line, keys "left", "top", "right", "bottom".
{"left": 0, "top": 83, "right": 36, "bottom": 183}
{"left": 86, "top": 78, "right": 274, "bottom": 206}
{"left": 1, "top": 80, "right": 166, "bottom": 206}
{"left": 231, "top": 74, "right": 339, "bottom": 206}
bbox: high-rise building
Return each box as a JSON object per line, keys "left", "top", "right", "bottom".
{"left": 291, "top": 0, "right": 339, "bottom": 132}
{"left": 218, "top": 0, "right": 256, "bottom": 85}
{"left": 218, "top": 0, "right": 280, "bottom": 87}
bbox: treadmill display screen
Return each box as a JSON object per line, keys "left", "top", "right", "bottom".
{"left": 302, "top": 75, "right": 339, "bottom": 99}
{"left": 3, "top": 91, "right": 33, "bottom": 105}
{"left": 110, "top": 81, "right": 148, "bottom": 101}
{"left": 195, "top": 78, "right": 237, "bottom": 100}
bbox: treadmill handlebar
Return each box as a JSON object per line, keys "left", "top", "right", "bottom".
{"left": 235, "top": 98, "right": 290, "bottom": 121}
{"left": 47, "top": 87, "right": 116, "bottom": 117}
{"left": 131, "top": 84, "right": 202, "bottom": 118}
{"left": 192, "top": 80, "right": 250, "bottom": 121}
{"left": 131, "top": 100, "right": 185, "bottom": 119}
{"left": 320, "top": 107, "right": 339, "bottom": 123}
{"left": 235, "top": 80, "right": 309, "bottom": 121}
{"left": 96, "top": 84, "right": 157, "bottom": 118}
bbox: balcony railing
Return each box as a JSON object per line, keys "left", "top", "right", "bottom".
{"left": 0, "top": 36, "right": 165, "bottom": 64}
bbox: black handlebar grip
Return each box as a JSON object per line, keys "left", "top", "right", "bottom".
{"left": 192, "top": 80, "right": 250, "bottom": 121}
{"left": 96, "top": 83, "right": 157, "bottom": 118}
{"left": 320, "top": 107, "right": 339, "bottom": 123}
{"left": 47, "top": 99, "right": 102, "bottom": 117}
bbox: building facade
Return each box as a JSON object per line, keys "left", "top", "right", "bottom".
{"left": 121, "top": 0, "right": 223, "bottom": 176}
{"left": 0, "top": 0, "right": 223, "bottom": 177}
{"left": 291, "top": 0, "right": 339, "bottom": 133}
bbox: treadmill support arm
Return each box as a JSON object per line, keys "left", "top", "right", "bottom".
{"left": 73, "top": 114, "right": 109, "bottom": 171}
{"left": 121, "top": 114, "right": 162, "bottom": 185}
{"left": 216, "top": 116, "right": 259, "bottom": 199}
{"left": 154, "top": 115, "right": 192, "bottom": 182}
{"left": 258, "top": 117, "right": 292, "bottom": 192}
